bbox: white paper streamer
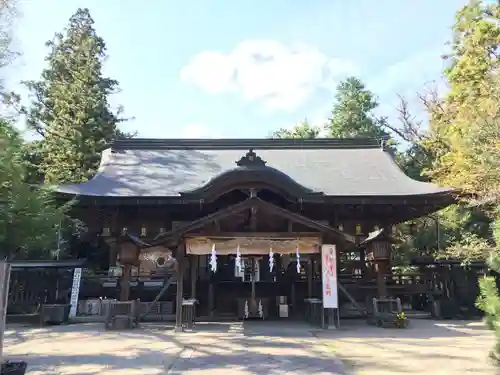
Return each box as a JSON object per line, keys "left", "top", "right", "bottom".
{"left": 244, "top": 300, "right": 249, "bottom": 319}
{"left": 268, "top": 247, "right": 274, "bottom": 272}
{"left": 296, "top": 246, "right": 301, "bottom": 274}
{"left": 235, "top": 244, "right": 242, "bottom": 273}
{"left": 209, "top": 244, "right": 217, "bottom": 272}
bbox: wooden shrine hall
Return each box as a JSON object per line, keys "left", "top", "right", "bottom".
{"left": 54, "top": 138, "right": 454, "bottom": 325}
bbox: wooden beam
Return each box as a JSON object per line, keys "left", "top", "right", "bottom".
{"left": 153, "top": 197, "right": 355, "bottom": 245}
{"left": 152, "top": 197, "right": 259, "bottom": 244}
{"left": 252, "top": 199, "right": 356, "bottom": 243}
{"left": 184, "top": 232, "right": 321, "bottom": 239}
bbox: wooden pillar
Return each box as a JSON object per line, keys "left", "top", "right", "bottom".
{"left": 190, "top": 255, "right": 198, "bottom": 299}
{"left": 307, "top": 258, "right": 313, "bottom": 297}
{"left": 208, "top": 281, "right": 215, "bottom": 318}
{"left": 109, "top": 244, "right": 117, "bottom": 268}
{"left": 375, "top": 261, "right": 389, "bottom": 298}
{"left": 174, "top": 262, "right": 184, "bottom": 331}
{"left": 120, "top": 264, "right": 131, "bottom": 301}
{"left": 174, "top": 243, "right": 184, "bottom": 332}
{"left": 117, "top": 241, "right": 139, "bottom": 301}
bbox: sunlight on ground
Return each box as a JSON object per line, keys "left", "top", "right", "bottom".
{"left": 318, "top": 320, "right": 497, "bottom": 375}
{"left": 3, "top": 320, "right": 496, "bottom": 374}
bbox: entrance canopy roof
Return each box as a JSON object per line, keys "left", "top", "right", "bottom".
{"left": 54, "top": 138, "right": 452, "bottom": 200}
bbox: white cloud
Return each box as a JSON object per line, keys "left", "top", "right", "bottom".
{"left": 180, "top": 40, "right": 357, "bottom": 111}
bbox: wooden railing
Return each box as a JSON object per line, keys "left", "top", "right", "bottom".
{"left": 337, "top": 272, "right": 428, "bottom": 292}
{"left": 387, "top": 273, "right": 426, "bottom": 286}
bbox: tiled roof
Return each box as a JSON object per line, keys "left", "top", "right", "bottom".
{"left": 54, "top": 138, "right": 451, "bottom": 198}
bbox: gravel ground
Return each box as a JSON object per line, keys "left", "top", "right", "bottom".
{"left": 315, "top": 319, "right": 498, "bottom": 375}
{"left": 3, "top": 321, "right": 344, "bottom": 375}
{"left": 3, "top": 319, "right": 496, "bottom": 375}
{"left": 3, "top": 323, "right": 182, "bottom": 375}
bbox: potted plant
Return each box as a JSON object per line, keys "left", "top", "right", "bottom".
{"left": 374, "top": 311, "right": 409, "bottom": 328}
{"left": 394, "top": 312, "right": 409, "bottom": 328}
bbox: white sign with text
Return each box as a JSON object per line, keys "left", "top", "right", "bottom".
{"left": 321, "top": 244, "right": 338, "bottom": 309}
{"left": 68, "top": 267, "right": 82, "bottom": 320}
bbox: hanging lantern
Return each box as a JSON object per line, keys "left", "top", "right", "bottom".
{"left": 209, "top": 244, "right": 217, "bottom": 272}
{"left": 268, "top": 247, "right": 274, "bottom": 272}
{"left": 235, "top": 244, "right": 242, "bottom": 273}
{"left": 296, "top": 246, "right": 301, "bottom": 274}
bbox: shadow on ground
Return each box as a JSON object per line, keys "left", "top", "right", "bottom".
{"left": 4, "top": 321, "right": 344, "bottom": 375}
{"left": 5, "top": 319, "right": 494, "bottom": 375}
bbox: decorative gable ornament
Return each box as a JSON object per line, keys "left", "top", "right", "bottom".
{"left": 236, "top": 149, "right": 267, "bottom": 167}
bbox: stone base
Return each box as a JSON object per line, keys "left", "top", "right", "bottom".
{"left": 105, "top": 314, "right": 138, "bottom": 330}
{"left": 1, "top": 360, "right": 27, "bottom": 375}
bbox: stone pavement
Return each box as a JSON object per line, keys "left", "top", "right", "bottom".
{"left": 167, "top": 321, "right": 345, "bottom": 374}
{"left": 3, "top": 320, "right": 345, "bottom": 375}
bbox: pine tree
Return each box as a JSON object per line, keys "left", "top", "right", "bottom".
{"left": 23, "top": 8, "right": 126, "bottom": 184}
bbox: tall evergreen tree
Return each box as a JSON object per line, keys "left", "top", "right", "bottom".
{"left": 23, "top": 8, "right": 126, "bottom": 184}
{"left": 326, "top": 77, "right": 390, "bottom": 139}
{"left": 0, "top": 1, "right": 71, "bottom": 260}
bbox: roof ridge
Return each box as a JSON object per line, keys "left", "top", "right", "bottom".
{"left": 110, "top": 137, "right": 386, "bottom": 150}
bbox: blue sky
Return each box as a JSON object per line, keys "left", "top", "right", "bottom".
{"left": 10, "top": 0, "right": 467, "bottom": 138}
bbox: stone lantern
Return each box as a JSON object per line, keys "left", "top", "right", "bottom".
{"left": 360, "top": 229, "right": 397, "bottom": 298}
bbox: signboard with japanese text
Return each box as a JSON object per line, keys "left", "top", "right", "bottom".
{"left": 321, "top": 244, "right": 338, "bottom": 308}
{"left": 68, "top": 268, "right": 82, "bottom": 320}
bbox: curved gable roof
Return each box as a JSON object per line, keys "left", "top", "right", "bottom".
{"left": 54, "top": 138, "right": 452, "bottom": 198}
